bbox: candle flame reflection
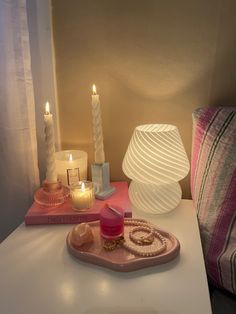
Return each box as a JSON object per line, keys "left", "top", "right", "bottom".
{"left": 81, "top": 181, "right": 85, "bottom": 191}
{"left": 69, "top": 153, "right": 73, "bottom": 161}
{"left": 92, "top": 84, "right": 97, "bottom": 95}
{"left": 45, "top": 101, "right": 50, "bottom": 114}
{"left": 60, "top": 282, "right": 75, "bottom": 303}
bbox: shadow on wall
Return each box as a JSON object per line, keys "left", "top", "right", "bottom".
{"left": 208, "top": 0, "right": 236, "bottom": 106}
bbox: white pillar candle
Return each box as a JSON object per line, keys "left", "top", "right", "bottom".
{"left": 44, "top": 101, "right": 57, "bottom": 183}
{"left": 55, "top": 150, "right": 88, "bottom": 186}
{"left": 91, "top": 84, "right": 105, "bottom": 164}
{"left": 70, "top": 181, "right": 94, "bottom": 210}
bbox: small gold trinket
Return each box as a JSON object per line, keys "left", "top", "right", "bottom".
{"left": 103, "top": 240, "right": 117, "bottom": 251}
{"left": 103, "top": 236, "right": 125, "bottom": 251}
{"left": 116, "top": 236, "right": 125, "bottom": 246}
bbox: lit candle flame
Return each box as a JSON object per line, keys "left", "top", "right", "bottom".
{"left": 81, "top": 182, "right": 85, "bottom": 191}
{"left": 92, "top": 84, "right": 97, "bottom": 95}
{"left": 45, "top": 101, "right": 50, "bottom": 114}
{"left": 69, "top": 153, "right": 73, "bottom": 161}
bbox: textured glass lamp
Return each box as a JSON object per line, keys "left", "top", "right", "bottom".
{"left": 122, "top": 124, "right": 190, "bottom": 214}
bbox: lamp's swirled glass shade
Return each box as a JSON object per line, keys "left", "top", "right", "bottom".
{"left": 122, "top": 124, "right": 190, "bottom": 184}
{"left": 129, "top": 181, "right": 182, "bottom": 214}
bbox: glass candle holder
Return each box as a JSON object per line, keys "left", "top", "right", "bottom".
{"left": 100, "top": 204, "right": 124, "bottom": 240}
{"left": 34, "top": 180, "right": 70, "bottom": 206}
{"left": 55, "top": 150, "right": 88, "bottom": 186}
{"left": 70, "top": 181, "right": 94, "bottom": 211}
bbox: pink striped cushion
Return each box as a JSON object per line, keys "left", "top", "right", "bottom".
{"left": 191, "top": 107, "right": 236, "bottom": 295}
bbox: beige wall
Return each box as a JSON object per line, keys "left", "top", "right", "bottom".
{"left": 52, "top": 0, "right": 236, "bottom": 199}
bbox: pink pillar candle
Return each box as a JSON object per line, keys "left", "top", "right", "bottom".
{"left": 100, "top": 204, "right": 124, "bottom": 240}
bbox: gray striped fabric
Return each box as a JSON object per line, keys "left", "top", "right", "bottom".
{"left": 191, "top": 107, "right": 236, "bottom": 295}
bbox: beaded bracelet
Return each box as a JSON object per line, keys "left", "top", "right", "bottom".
{"left": 123, "top": 230, "right": 167, "bottom": 257}
{"left": 129, "top": 226, "right": 155, "bottom": 245}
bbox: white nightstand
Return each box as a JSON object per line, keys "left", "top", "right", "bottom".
{"left": 0, "top": 200, "right": 212, "bottom": 314}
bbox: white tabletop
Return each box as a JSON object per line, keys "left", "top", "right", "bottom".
{"left": 0, "top": 200, "right": 212, "bottom": 314}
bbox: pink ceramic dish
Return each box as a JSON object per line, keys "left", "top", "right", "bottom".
{"left": 66, "top": 219, "right": 180, "bottom": 272}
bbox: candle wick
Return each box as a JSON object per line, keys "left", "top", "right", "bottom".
{"left": 108, "top": 206, "right": 122, "bottom": 217}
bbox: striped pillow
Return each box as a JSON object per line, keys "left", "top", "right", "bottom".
{"left": 191, "top": 107, "right": 236, "bottom": 295}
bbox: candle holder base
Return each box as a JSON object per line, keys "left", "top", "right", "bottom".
{"left": 34, "top": 180, "right": 70, "bottom": 207}
{"left": 94, "top": 185, "right": 116, "bottom": 200}
{"left": 91, "top": 162, "right": 116, "bottom": 200}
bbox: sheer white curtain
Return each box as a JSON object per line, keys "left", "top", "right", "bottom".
{"left": 0, "top": 0, "right": 40, "bottom": 240}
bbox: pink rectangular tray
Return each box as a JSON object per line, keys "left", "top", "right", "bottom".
{"left": 66, "top": 219, "right": 180, "bottom": 272}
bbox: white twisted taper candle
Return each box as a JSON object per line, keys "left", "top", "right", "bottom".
{"left": 44, "top": 101, "right": 57, "bottom": 183}
{"left": 91, "top": 84, "right": 105, "bottom": 164}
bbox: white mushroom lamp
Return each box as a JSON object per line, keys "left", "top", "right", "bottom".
{"left": 122, "top": 124, "right": 189, "bottom": 214}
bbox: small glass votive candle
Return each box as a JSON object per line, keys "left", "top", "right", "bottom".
{"left": 70, "top": 181, "right": 94, "bottom": 211}
{"left": 100, "top": 204, "right": 124, "bottom": 240}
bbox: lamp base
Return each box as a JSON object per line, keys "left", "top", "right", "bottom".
{"left": 34, "top": 180, "right": 70, "bottom": 207}
{"left": 129, "top": 181, "right": 182, "bottom": 214}
{"left": 91, "top": 162, "right": 115, "bottom": 200}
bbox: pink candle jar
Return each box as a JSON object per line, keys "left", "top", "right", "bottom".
{"left": 100, "top": 204, "right": 124, "bottom": 240}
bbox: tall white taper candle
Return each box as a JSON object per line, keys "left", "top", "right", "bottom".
{"left": 44, "top": 101, "right": 57, "bottom": 183}
{"left": 91, "top": 84, "right": 105, "bottom": 164}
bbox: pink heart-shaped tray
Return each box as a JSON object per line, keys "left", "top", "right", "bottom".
{"left": 66, "top": 219, "right": 180, "bottom": 272}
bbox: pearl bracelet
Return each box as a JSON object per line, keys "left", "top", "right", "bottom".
{"left": 123, "top": 230, "right": 167, "bottom": 257}
{"left": 124, "top": 219, "right": 167, "bottom": 257}
{"left": 129, "top": 226, "right": 154, "bottom": 245}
